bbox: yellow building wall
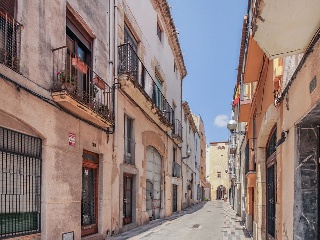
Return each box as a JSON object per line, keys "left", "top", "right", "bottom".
{"left": 208, "top": 142, "right": 230, "bottom": 200}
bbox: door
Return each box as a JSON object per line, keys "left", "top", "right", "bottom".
{"left": 81, "top": 151, "right": 98, "bottom": 237}
{"left": 267, "top": 163, "right": 276, "bottom": 239}
{"left": 123, "top": 174, "right": 133, "bottom": 225}
{"left": 146, "top": 181, "right": 153, "bottom": 220}
{"left": 146, "top": 146, "right": 162, "bottom": 220}
{"left": 173, "top": 184, "right": 178, "bottom": 212}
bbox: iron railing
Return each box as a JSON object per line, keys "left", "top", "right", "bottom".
{"left": 52, "top": 46, "right": 114, "bottom": 121}
{"left": 118, "top": 43, "right": 174, "bottom": 125}
{"left": 0, "top": 126, "right": 42, "bottom": 238}
{"left": 172, "top": 119, "right": 183, "bottom": 140}
{"left": 172, "top": 162, "right": 181, "bottom": 178}
{"left": 124, "top": 137, "right": 135, "bottom": 165}
{"left": 0, "top": 9, "right": 21, "bottom": 71}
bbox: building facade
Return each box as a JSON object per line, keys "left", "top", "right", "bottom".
{"left": 229, "top": 0, "right": 320, "bottom": 239}
{"left": 0, "top": 0, "right": 189, "bottom": 239}
{"left": 207, "top": 142, "right": 230, "bottom": 201}
{"left": 192, "top": 114, "right": 207, "bottom": 201}
{"left": 181, "top": 102, "right": 201, "bottom": 208}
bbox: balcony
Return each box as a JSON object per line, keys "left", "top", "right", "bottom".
{"left": 172, "top": 162, "right": 181, "bottom": 178}
{"left": 243, "top": 36, "right": 264, "bottom": 83}
{"left": 0, "top": 9, "right": 21, "bottom": 71}
{"left": 51, "top": 46, "right": 114, "bottom": 129}
{"left": 118, "top": 43, "right": 174, "bottom": 131}
{"left": 238, "top": 83, "right": 254, "bottom": 123}
{"left": 252, "top": 0, "right": 320, "bottom": 58}
{"left": 172, "top": 119, "right": 183, "bottom": 144}
{"left": 229, "top": 134, "right": 237, "bottom": 154}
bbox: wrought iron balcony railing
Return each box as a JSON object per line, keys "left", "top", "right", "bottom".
{"left": 0, "top": 9, "right": 21, "bottom": 71}
{"left": 172, "top": 119, "right": 183, "bottom": 140}
{"left": 172, "top": 162, "right": 181, "bottom": 178}
{"left": 52, "top": 46, "right": 113, "bottom": 121}
{"left": 118, "top": 43, "right": 173, "bottom": 125}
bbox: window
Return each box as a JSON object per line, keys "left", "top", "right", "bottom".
{"left": 121, "top": 23, "right": 139, "bottom": 82}
{"left": 0, "top": 0, "right": 20, "bottom": 70}
{"left": 153, "top": 74, "right": 163, "bottom": 110}
{"left": 0, "top": 127, "right": 42, "bottom": 238}
{"left": 157, "top": 22, "right": 162, "bottom": 42}
{"left": 124, "top": 115, "right": 135, "bottom": 164}
{"left": 124, "top": 24, "right": 138, "bottom": 51}
{"left": 173, "top": 61, "right": 176, "bottom": 72}
{"left": 66, "top": 10, "right": 93, "bottom": 99}
{"left": 217, "top": 172, "right": 221, "bottom": 178}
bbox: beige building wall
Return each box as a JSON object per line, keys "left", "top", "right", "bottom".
{"left": 208, "top": 142, "right": 230, "bottom": 200}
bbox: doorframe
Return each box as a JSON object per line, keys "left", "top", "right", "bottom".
{"left": 81, "top": 150, "right": 99, "bottom": 237}
{"left": 119, "top": 164, "right": 138, "bottom": 231}
{"left": 123, "top": 173, "right": 133, "bottom": 225}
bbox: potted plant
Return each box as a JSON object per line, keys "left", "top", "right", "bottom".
{"left": 57, "top": 70, "right": 77, "bottom": 92}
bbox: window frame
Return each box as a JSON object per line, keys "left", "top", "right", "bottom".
{"left": 124, "top": 114, "right": 135, "bottom": 165}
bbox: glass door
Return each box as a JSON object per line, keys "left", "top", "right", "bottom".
{"left": 81, "top": 151, "right": 98, "bottom": 237}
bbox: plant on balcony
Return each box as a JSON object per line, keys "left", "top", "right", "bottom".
{"left": 57, "top": 70, "right": 77, "bottom": 92}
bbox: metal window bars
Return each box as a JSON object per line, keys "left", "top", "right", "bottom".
{"left": 0, "top": 8, "right": 21, "bottom": 71}
{"left": 0, "top": 126, "right": 42, "bottom": 238}
{"left": 118, "top": 43, "right": 174, "bottom": 125}
{"left": 52, "top": 46, "right": 114, "bottom": 122}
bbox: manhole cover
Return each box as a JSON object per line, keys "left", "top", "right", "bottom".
{"left": 192, "top": 224, "right": 200, "bottom": 228}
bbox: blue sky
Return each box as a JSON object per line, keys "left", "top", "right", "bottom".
{"left": 169, "top": 0, "right": 247, "bottom": 143}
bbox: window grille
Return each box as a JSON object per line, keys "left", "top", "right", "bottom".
{"left": 0, "top": 126, "right": 42, "bottom": 238}
{"left": 0, "top": 7, "right": 21, "bottom": 71}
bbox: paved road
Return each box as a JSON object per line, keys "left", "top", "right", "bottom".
{"left": 110, "top": 200, "right": 252, "bottom": 240}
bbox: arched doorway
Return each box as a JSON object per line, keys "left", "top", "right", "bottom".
{"left": 216, "top": 185, "right": 226, "bottom": 200}
{"left": 146, "top": 146, "right": 162, "bottom": 220}
{"left": 266, "top": 127, "right": 277, "bottom": 239}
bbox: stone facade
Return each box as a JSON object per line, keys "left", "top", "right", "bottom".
{"left": 207, "top": 142, "right": 230, "bottom": 200}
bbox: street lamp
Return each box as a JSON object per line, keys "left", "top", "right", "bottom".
{"left": 227, "top": 120, "right": 245, "bottom": 135}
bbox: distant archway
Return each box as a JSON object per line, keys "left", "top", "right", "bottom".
{"left": 216, "top": 185, "right": 226, "bottom": 200}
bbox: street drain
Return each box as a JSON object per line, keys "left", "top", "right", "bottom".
{"left": 192, "top": 224, "right": 200, "bottom": 228}
{"left": 207, "top": 211, "right": 211, "bottom": 212}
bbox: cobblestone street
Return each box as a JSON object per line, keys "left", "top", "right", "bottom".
{"left": 109, "top": 200, "right": 252, "bottom": 240}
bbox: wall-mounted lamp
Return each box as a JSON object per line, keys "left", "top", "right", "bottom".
{"left": 275, "top": 130, "right": 289, "bottom": 147}
{"left": 227, "top": 120, "right": 246, "bottom": 135}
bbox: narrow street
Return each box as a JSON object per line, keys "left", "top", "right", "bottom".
{"left": 110, "top": 201, "right": 251, "bottom": 240}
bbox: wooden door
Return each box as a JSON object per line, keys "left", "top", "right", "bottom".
{"left": 123, "top": 174, "right": 133, "bottom": 225}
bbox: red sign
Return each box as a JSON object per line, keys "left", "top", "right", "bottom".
{"left": 68, "top": 132, "right": 76, "bottom": 147}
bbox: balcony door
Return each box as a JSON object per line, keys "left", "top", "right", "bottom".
{"left": 81, "top": 151, "right": 99, "bottom": 237}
